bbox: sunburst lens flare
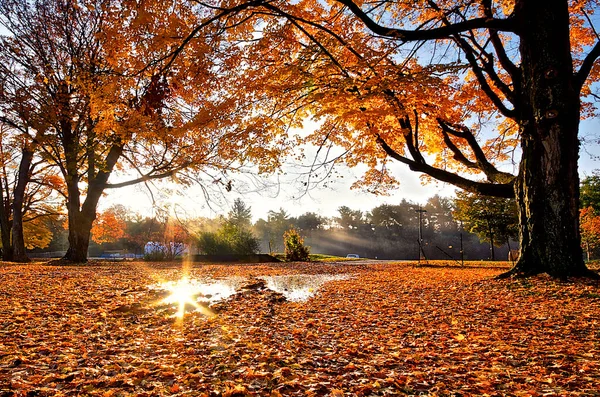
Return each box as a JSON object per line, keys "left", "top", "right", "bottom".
{"left": 162, "top": 277, "right": 214, "bottom": 319}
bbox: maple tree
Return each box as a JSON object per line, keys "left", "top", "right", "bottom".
{"left": 197, "top": 0, "right": 600, "bottom": 278}
{"left": 21, "top": 212, "right": 59, "bottom": 250}
{"left": 0, "top": 0, "right": 285, "bottom": 262}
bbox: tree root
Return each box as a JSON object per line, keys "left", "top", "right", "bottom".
{"left": 575, "top": 267, "right": 600, "bottom": 280}
{"left": 495, "top": 267, "right": 539, "bottom": 280}
{"left": 496, "top": 265, "right": 600, "bottom": 280}
{"left": 46, "top": 258, "right": 89, "bottom": 266}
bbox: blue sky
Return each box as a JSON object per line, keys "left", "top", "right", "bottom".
{"left": 102, "top": 115, "right": 600, "bottom": 222}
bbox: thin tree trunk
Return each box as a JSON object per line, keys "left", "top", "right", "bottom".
{"left": 503, "top": 0, "right": 597, "bottom": 278}
{"left": 586, "top": 242, "right": 590, "bottom": 262}
{"left": 489, "top": 225, "right": 495, "bottom": 261}
{"left": 0, "top": 185, "right": 11, "bottom": 261}
{"left": 11, "top": 147, "right": 34, "bottom": 263}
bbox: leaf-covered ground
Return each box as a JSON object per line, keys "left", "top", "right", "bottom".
{"left": 1, "top": 261, "right": 599, "bottom": 396}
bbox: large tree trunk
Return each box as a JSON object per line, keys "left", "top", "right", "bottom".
{"left": 507, "top": 0, "right": 595, "bottom": 278}
{"left": 61, "top": 124, "right": 91, "bottom": 263}
{"left": 64, "top": 209, "right": 94, "bottom": 263}
{"left": 11, "top": 147, "right": 34, "bottom": 263}
{"left": 61, "top": 133, "right": 123, "bottom": 263}
{"left": 62, "top": 158, "right": 95, "bottom": 263}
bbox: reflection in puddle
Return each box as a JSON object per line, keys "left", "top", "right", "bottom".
{"left": 260, "top": 274, "right": 351, "bottom": 302}
{"left": 149, "top": 274, "right": 351, "bottom": 316}
{"left": 151, "top": 277, "right": 244, "bottom": 305}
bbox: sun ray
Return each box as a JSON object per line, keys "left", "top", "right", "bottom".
{"left": 162, "top": 277, "right": 215, "bottom": 319}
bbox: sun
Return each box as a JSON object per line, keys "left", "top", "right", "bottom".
{"left": 162, "top": 277, "right": 213, "bottom": 319}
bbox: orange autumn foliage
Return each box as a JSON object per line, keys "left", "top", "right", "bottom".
{"left": 91, "top": 210, "right": 127, "bottom": 244}
{"left": 580, "top": 206, "right": 600, "bottom": 258}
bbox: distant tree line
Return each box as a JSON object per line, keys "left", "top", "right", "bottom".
{"left": 28, "top": 173, "right": 600, "bottom": 263}
{"left": 254, "top": 195, "right": 518, "bottom": 261}
{"left": 26, "top": 193, "right": 522, "bottom": 261}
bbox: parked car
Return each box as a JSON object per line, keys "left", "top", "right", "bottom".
{"left": 346, "top": 254, "right": 360, "bottom": 258}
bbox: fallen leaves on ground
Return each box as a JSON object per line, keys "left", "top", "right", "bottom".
{"left": 0, "top": 261, "right": 599, "bottom": 396}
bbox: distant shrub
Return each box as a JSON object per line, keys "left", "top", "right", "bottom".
{"left": 284, "top": 228, "right": 310, "bottom": 262}
{"left": 196, "top": 232, "right": 232, "bottom": 255}
{"left": 232, "top": 229, "right": 261, "bottom": 254}
{"left": 195, "top": 224, "right": 260, "bottom": 255}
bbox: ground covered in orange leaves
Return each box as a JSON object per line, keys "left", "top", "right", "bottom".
{"left": 1, "top": 261, "right": 599, "bottom": 396}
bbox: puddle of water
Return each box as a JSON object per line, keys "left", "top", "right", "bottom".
{"left": 149, "top": 274, "right": 352, "bottom": 314}
{"left": 259, "top": 274, "right": 351, "bottom": 302}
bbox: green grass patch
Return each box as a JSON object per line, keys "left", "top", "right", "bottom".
{"left": 271, "top": 253, "right": 361, "bottom": 262}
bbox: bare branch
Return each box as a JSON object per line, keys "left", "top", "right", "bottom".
{"left": 104, "top": 164, "right": 191, "bottom": 189}
{"left": 151, "top": 0, "right": 268, "bottom": 77}
{"left": 481, "top": 0, "right": 519, "bottom": 82}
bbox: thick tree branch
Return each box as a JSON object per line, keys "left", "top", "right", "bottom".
{"left": 418, "top": 0, "right": 515, "bottom": 114}
{"left": 479, "top": 51, "right": 515, "bottom": 103}
{"left": 334, "top": 0, "right": 516, "bottom": 41}
{"left": 456, "top": 36, "right": 515, "bottom": 118}
{"left": 576, "top": 40, "right": 600, "bottom": 92}
{"left": 375, "top": 134, "right": 514, "bottom": 198}
{"left": 437, "top": 118, "right": 515, "bottom": 184}
{"left": 81, "top": 140, "right": 124, "bottom": 216}
{"left": 481, "top": 0, "right": 519, "bottom": 82}
{"left": 439, "top": 128, "right": 478, "bottom": 169}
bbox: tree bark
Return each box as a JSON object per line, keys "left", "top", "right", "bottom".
{"left": 10, "top": 147, "right": 34, "bottom": 263}
{"left": 64, "top": 208, "right": 94, "bottom": 263}
{"left": 505, "top": 0, "right": 596, "bottom": 278}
